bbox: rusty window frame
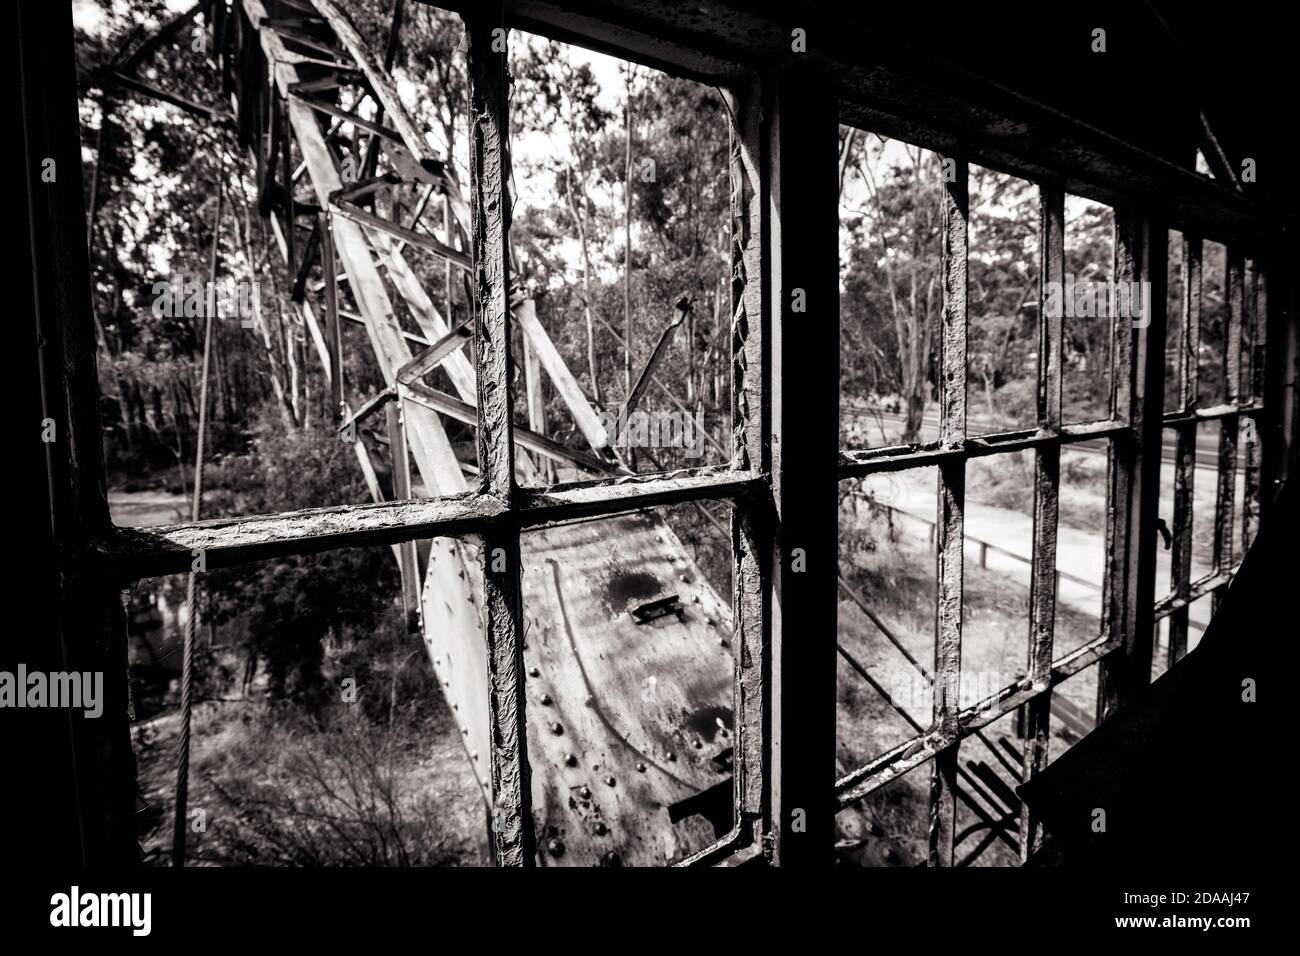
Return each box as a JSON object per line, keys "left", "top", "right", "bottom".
{"left": 56, "top": 4, "right": 1280, "bottom": 868}
{"left": 833, "top": 147, "right": 1272, "bottom": 864}
{"left": 89, "top": 11, "right": 772, "bottom": 868}
{"left": 1153, "top": 240, "right": 1266, "bottom": 664}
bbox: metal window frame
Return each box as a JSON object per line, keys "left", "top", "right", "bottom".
{"left": 1154, "top": 237, "right": 1267, "bottom": 657}
{"left": 34, "top": 0, "right": 1290, "bottom": 867}
{"left": 833, "top": 158, "right": 1275, "bottom": 867}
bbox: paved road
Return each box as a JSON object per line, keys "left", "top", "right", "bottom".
{"left": 860, "top": 469, "right": 1214, "bottom": 636}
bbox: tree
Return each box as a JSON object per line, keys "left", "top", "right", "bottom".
{"left": 513, "top": 42, "right": 617, "bottom": 406}
{"left": 967, "top": 166, "right": 1039, "bottom": 426}
{"left": 842, "top": 136, "right": 942, "bottom": 442}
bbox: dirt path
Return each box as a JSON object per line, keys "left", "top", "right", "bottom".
{"left": 109, "top": 490, "right": 189, "bottom": 528}
{"left": 859, "top": 469, "right": 1217, "bottom": 635}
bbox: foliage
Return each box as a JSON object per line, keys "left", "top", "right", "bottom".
{"left": 190, "top": 424, "right": 402, "bottom": 706}
{"left": 193, "top": 707, "right": 471, "bottom": 866}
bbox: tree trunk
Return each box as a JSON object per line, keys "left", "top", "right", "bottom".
{"left": 565, "top": 165, "right": 602, "bottom": 405}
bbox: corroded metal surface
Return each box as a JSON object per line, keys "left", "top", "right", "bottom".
{"left": 930, "top": 157, "right": 967, "bottom": 867}
{"left": 521, "top": 511, "right": 735, "bottom": 865}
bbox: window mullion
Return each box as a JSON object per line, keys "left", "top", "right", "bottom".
{"left": 1212, "top": 250, "right": 1245, "bottom": 612}
{"left": 1020, "top": 183, "right": 1064, "bottom": 862}
{"left": 929, "top": 156, "right": 968, "bottom": 868}
{"left": 466, "top": 10, "right": 532, "bottom": 866}
{"left": 1169, "top": 235, "right": 1201, "bottom": 665}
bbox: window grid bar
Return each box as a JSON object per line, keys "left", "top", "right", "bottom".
{"left": 1212, "top": 251, "right": 1245, "bottom": 614}
{"left": 466, "top": 11, "right": 532, "bottom": 867}
{"left": 1098, "top": 215, "right": 1140, "bottom": 722}
{"left": 1019, "top": 184, "right": 1065, "bottom": 862}
{"left": 1154, "top": 568, "right": 1235, "bottom": 619}
{"left": 838, "top": 419, "right": 1129, "bottom": 477}
{"left": 676, "top": 78, "right": 772, "bottom": 868}
{"left": 725, "top": 76, "right": 768, "bottom": 846}
{"left": 1241, "top": 260, "right": 1265, "bottom": 551}
{"left": 928, "top": 156, "right": 968, "bottom": 867}
{"left": 1168, "top": 234, "right": 1202, "bottom": 666}
{"left": 1098, "top": 213, "right": 1167, "bottom": 721}
{"left": 836, "top": 635, "right": 1119, "bottom": 809}
{"left": 89, "top": 469, "right": 761, "bottom": 581}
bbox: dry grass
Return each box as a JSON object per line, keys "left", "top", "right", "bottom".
{"left": 836, "top": 524, "right": 1100, "bottom": 867}
{"left": 132, "top": 650, "right": 486, "bottom": 867}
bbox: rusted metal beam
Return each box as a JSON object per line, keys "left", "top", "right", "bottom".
{"left": 338, "top": 307, "right": 429, "bottom": 348}
{"left": 465, "top": 10, "right": 534, "bottom": 867}
{"left": 314, "top": 0, "right": 434, "bottom": 170}
{"left": 1242, "top": 259, "right": 1266, "bottom": 549}
{"left": 396, "top": 319, "right": 472, "bottom": 385}
{"left": 281, "top": 94, "right": 296, "bottom": 270}
{"left": 92, "top": 465, "right": 759, "bottom": 588}
{"left": 589, "top": 308, "right": 729, "bottom": 460}
{"left": 1098, "top": 214, "right": 1168, "bottom": 719}
{"left": 838, "top": 419, "right": 1128, "bottom": 477}
{"left": 624, "top": 298, "right": 690, "bottom": 422}
{"left": 929, "top": 156, "right": 968, "bottom": 868}
{"left": 836, "top": 641, "right": 1020, "bottom": 857}
{"left": 89, "top": 494, "right": 503, "bottom": 580}
{"left": 386, "top": 402, "right": 422, "bottom": 630}
{"left": 1168, "top": 235, "right": 1201, "bottom": 666}
{"left": 331, "top": 197, "right": 473, "bottom": 271}
{"left": 1162, "top": 401, "right": 1261, "bottom": 425}
{"left": 1154, "top": 570, "right": 1233, "bottom": 619}
{"left": 516, "top": 468, "right": 759, "bottom": 526}
{"left": 262, "top": 18, "right": 341, "bottom": 60}
{"left": 837, "top": 636, "right": 1119, "bottom": 808}
{"left": 331, "top": 172, "right": 397, "bottom": 205}
{"left": 244, "top": 0, "right": 468, "bottom": 504}
{"left": 722, "top": 76, "right": 767, "bottom": 858}
{"left": 520, "top": 324, "right": 553, "bottom": 484}
{"left": 320, "top": 211, "right": 344, "bottom": 418}
{"left": 112, "top": 1, "right": 203, "bottom": 76}
{"left": 293, "top": 92, "right": 405, "bottom": 146}
{"left": 287, "top": 71, "right": 366, "bottom": 96}
{"left": 514, "top": 299, "right": 612, "bottom": 454}
{"left": 1212, "top": 251, "right": 1245, "bottom": 613}
{"left": 400, "top": 381, "right": 612, "bottom": 475}
{"left": 1019, "top": 183, "right": 1064, "bottom": 862}
{"left": 260, "top": 97, "right": 284, "bottom": 216}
